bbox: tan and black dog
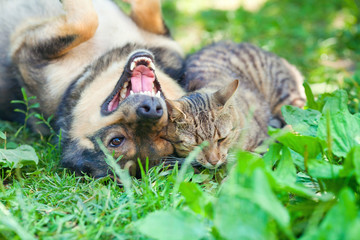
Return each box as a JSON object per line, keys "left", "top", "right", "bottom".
{"left": 0, "top": 0, "right": 186, "bottom": 177}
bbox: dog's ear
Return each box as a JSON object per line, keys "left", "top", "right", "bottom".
{"left": 60, "top": 140, "right": 110, "bottom": 178}
{"left": 166, "top": 99, "right": 186, "bottom": 121}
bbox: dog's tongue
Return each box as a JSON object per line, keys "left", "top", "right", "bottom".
{"left": 131, "top": 65, "right": 155, "bottom": 93}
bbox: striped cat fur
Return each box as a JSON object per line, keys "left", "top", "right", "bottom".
{"left": 166, "top": 41, "right": 306, "bottom": 168}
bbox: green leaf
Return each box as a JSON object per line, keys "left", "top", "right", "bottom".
{"left": 29, "top": 103, "right": 40, "bottom": 109}
{"left": 251, "top": 169, "right": 290, "bottom": 229}
{"left": 273, "top": 146, "right": 296, "bottom": 183}
{"left": 348, "top": 219, "right": 360, "bottom": 240}
{"left": 277, "top": 132, "right": 324, "bottom": 159}
{"left": 303, "top": 81, "right": 318, "bottom": 110}
{"left": 217, "top": 157, "right": 292, "bottom": 239}
{"left": 21, "top": 88, "right": 28, "bottom": 102}
{"left": 179, "top": 182, "right": 213, "bottom": 218}
{"left": 317, "top": 90, "right": 360, "bottom": 157}
{"left": 267, "top": 171, "right": 320, "bottom": 200}
{"left": 136, "top": 210, "right": 208, "bottom": 240}
{"left": 0, "top": 145, "right": 39, "bottom": 168}
{"left": 191, "top": 173, "right": 211, "bottom": 183}
{"left": 350, "top": 146, "right": 360, "bottom": 184}
{"left": 341, "top": 146, "right": 360, "bottom": 183}
{"left": 263, "top": 143, "right": 282, "bottom": 169}
{"left": 10, "top": 100, "right": 24, "bottom": 104}
{"left": 235, "top": 151, "right": 264, "bottom": 176}
{"left": 321, "top": 90, "right": 348, "bottom": 113}
{"left": 34, "top": 113, "right": 42, "bottom": 119}
{"left": 214, "top": 196, "right": 273, "bottom": 240}
{"left": 307, "top": 158, "right": 342, "bottom": 179}
{"left": 14, "top": 109, "right": 26, "bottom": 114}
{"left": 0, "top": 131, "right": 6, "bottom": 140}
{"left": 289, "top": 149, "right": 306, "bottom": 170}
{"left": 214, "top": 159, "right": 273, "bottom": 239}
{"left": 14, "top": 126, "right": 24, "bottom": 138}
{"left": 0, "top": 202, "right": 36, "bottom": 240}
{"left": 301, "top": 189, "right": 358, "bottom": 240}
{"left": 281, "top": 105, "right": 321, "bottom": 137}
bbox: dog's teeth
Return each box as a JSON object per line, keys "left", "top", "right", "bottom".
{"left": 132, "top": 56, "right": 154, "bottom": 69}
{"left": 130, "top": 90, "right": 134, "bottom": 95}
{"left": 141, "top": 57, "right": 150, "bottom": 62}
{"left": 149, "top": 62, "right": 155, "bottom": 70}
{"left": 130, "top": 62, "right": 135, "bottom": 71}
{"left": 134, "top": 57, "right": 151, "bottom": 63}
{"left": 156, "top": 91, "right": 161, "bottom": 98}
{"left": 152, "top": 90, "right": 155, "bottom": 96}
{"left": 120, "top": 88, "right": 127, "bottom": 99}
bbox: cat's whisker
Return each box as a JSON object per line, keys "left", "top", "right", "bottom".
{"left": 160, "top": 155, "right": 186, "bottom": 166}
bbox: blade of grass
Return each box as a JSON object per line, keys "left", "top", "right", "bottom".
{"left": 96, "top": 138, "right": 137, "bottom": 221}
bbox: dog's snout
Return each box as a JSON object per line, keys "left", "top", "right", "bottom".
{"left": 136, "top": 97, "right": 163, "bottom": 120}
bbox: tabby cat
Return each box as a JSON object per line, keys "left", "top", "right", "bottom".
{"left": 166, "top": 41, "right": 305, "bottom": 169}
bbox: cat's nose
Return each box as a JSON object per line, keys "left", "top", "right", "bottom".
{"left": 207, "top": 150, "right": 220, "bottom": 167}
{"left": 208, "top": 159, "right": 218, "bottom": 166}
{"left": 136, "top": 97, "right": 163, "bottom": 120}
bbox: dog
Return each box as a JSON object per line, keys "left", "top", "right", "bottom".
{"left": 0, "top": 0, "right": 186, "bottom": 177}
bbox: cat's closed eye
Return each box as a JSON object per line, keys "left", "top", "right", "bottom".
{"left": 217, "top": 137, "right": 227, "bottom": 145}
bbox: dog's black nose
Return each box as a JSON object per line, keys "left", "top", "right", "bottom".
{"left": 136, "top": 97, "right": 163, "bottom": 120}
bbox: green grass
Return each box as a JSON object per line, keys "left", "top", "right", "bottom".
{"left": 1, "top": 0, "right": 360, "bottom": 239}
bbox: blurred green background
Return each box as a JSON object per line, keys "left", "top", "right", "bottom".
{"left": 159, "top": 0, "right": 360, "bottom": 97}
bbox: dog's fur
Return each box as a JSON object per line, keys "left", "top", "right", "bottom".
{"left": 0, "top": 0, "right": 186, "bottom": 177}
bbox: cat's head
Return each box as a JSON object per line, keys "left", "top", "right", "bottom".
{"left": 166, "top": 80, "right": 239, "bottom": 169}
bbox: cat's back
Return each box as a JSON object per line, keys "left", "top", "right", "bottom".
{"left": 183, "top": 41, "right": 305, "bottom": 118}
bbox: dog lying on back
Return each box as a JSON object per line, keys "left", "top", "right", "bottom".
{"left": 166, "top": 42, "right": 306, "bottom": 168}
{"left": 0, "top": 0, "right": 186, "bottom": 177}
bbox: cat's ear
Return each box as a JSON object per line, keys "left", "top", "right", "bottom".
{"left": 166, "top": 99, "right": 187, "bottom": 121}
{"left": 212, "top": 79, "right": 239, "bottom": 107}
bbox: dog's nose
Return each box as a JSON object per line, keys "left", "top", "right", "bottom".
{"left": 136, "top": 97, "right": 163, "bottom": 120}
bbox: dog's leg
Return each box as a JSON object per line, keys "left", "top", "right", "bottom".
{"left": 9, "top": 0, "right": 99, "bottom": 134}
{"left": 126, "top": 0, "right": 169, "bottom": 35}
{"left": 11, "top": 0, "right": 98, "bottom": 60}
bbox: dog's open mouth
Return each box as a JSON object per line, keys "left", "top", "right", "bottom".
{"left": 102, "top": 51, "right": 163, "bottom": 114}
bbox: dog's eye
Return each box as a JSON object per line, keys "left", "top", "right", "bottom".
{"left": 109, "top": 137, "right": 124, "bottom": 147}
